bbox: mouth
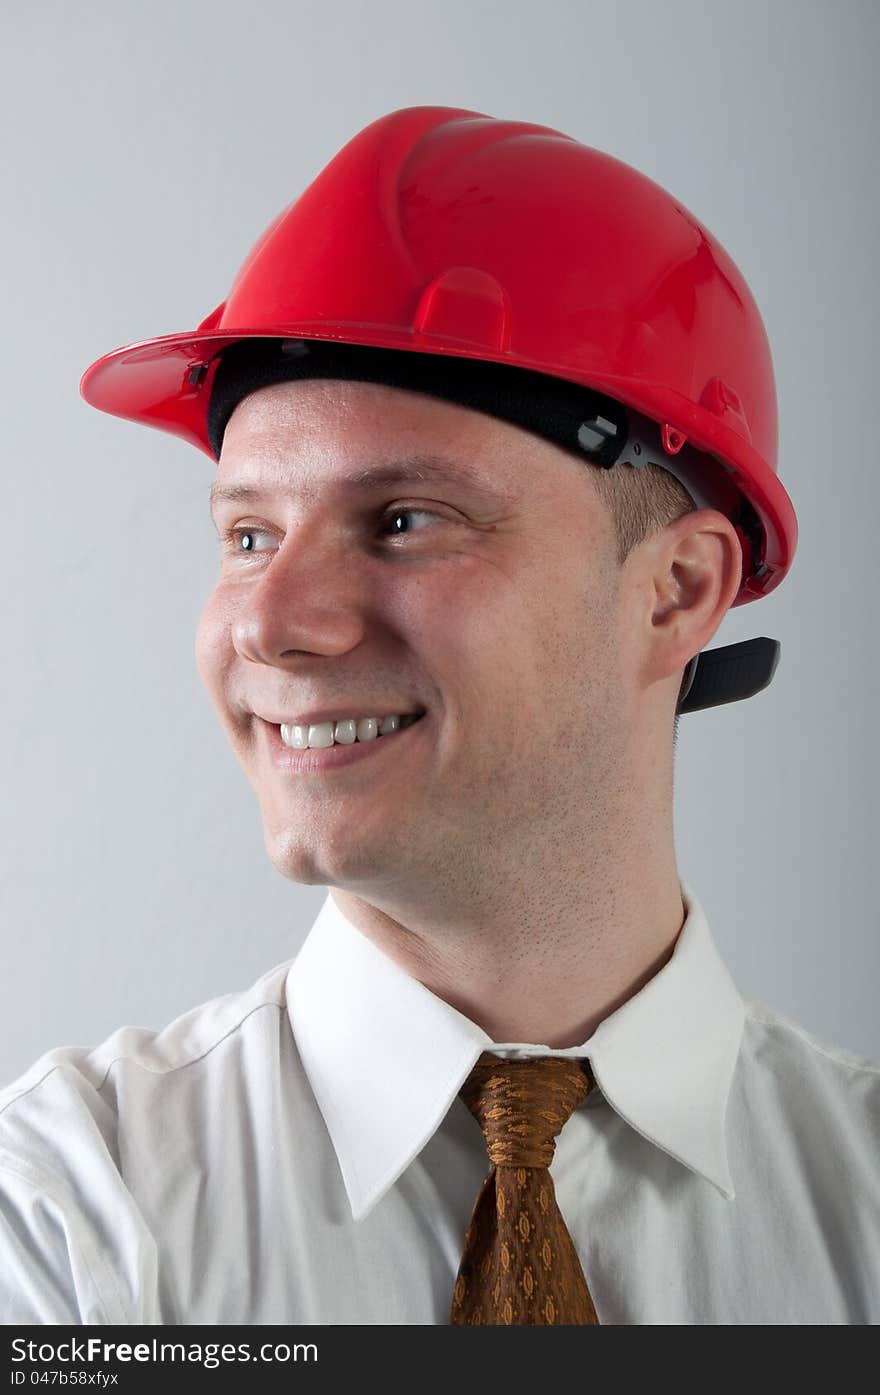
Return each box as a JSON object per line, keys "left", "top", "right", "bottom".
{"left": 259, "top": 710, "right": 428, "bottom": 775}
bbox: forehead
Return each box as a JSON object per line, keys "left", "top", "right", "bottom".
{"left": 212, "top": 377, "right": 576, "bottom": 506}
{"left": 208, "top": 451, "right": 515, "bottom": 516}
{"left": 221, "top": 376, "right": 503, "bottom": 454}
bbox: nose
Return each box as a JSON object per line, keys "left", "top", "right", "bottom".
{"left": 230, "top": 527, "right": 368, "bottom": 666}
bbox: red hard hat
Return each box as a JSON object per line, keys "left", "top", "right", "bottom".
{"left": 80, "top": 105, "right": 797, "bottom": 702}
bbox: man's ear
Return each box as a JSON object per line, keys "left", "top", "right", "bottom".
{"left": 643, "top": 509, "right": 744, "bottom": 686}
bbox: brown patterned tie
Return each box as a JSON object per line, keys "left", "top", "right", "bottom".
{"left": 449, "top": 1051, "right": 600, "bottom": 1325}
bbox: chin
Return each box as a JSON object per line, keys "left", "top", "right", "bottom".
{"left": 261, "top": 821, "right": 395, "bottom": 889}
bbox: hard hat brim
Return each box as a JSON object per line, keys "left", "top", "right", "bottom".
{"left": 80, "top": 322, "right": 797, "bottom": 607}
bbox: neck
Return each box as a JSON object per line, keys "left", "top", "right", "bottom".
{"left": 330, "top": 816, "right": 685, "bottom": 1049}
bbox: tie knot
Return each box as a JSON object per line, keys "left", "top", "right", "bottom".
{"left": 459, "top": 1052, "right": 595, "bottom": 1169}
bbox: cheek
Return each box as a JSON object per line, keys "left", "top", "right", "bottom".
{"left": 194, "top": 592, "right": 232, "bottom": 700}
{"left": 413, "top": 559, "right": 545, "bottom": 695}
{"left": 413, "top": 588, "right": 504, "bottom": 696}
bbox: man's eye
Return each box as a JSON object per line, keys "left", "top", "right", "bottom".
{"left": 377, "top": 507, "right": 443, "bottom": 537}
{"left": 221, "top": 527, "right": 277, "bottom": 555}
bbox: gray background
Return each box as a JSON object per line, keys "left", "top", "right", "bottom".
{"left": 1, "top": 0, "right": 877, "bottom": 1083}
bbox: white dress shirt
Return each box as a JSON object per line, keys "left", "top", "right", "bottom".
{"left": 1, "top": 877, "right": 878, "bottom": 1325}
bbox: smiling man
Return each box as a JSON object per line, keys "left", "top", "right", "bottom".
{"left": 1, "top": 106, "right": 878, "bottom": 1327}
{"left": 197, "top": 365, "right": 733, "bottom": 1052}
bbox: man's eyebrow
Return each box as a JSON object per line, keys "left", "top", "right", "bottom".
{"left": 208, "top": 454, "right": 504, "bottom": 515}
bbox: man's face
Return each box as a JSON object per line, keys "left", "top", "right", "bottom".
{"left": 195, "top": 378, "right": 632, "bottom": 898}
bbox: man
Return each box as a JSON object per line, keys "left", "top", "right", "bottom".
{"left": 1, "top": 105, "right": 877, "bottom": 1325}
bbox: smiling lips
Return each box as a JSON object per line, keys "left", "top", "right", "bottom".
{"left": 259, "top": 711, "right": 428, "bottom": 774}
{"left": 280, "top": 713, "right": 424, "bottom": 749}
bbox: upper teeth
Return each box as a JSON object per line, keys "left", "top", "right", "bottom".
{"left": 280, "top": 714, "right": 414, "bottom": 749}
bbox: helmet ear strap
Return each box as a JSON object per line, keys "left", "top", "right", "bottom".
{"left": 676, "top": 638, "right": 781, "bottom": 714}
{"left": 677, "top": 654, "right": 700, "bottom": 711}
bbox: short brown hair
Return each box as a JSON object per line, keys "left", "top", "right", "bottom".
{"left": 589, "top": 460, "right": 696, "bottom": 565}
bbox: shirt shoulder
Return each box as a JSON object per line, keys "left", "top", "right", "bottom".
{"left": 738, "top": 996, "right": 880, "bottom": 1210}
{"left": 0, "top": 956, "right": 296, "bottom": 1323}
{"left": 742, "top": 995, "right": 880, "bottom": 1082}
{"left": 0, "top": 955, "right": 295, "bottom": 1119}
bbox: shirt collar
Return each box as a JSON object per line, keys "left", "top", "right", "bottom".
{"left": 286, "top": 878, "right": 744, "bottom": 1222}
